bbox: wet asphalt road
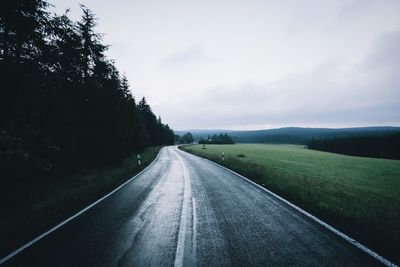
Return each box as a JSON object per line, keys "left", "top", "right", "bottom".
{"left": 4, "top": 146, "right": 382, "bottom": 266}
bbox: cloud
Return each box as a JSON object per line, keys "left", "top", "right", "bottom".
{"left": 164, "top": 31, "right": 400, "bottom": 130}
{"left": 363, "top": 31, "right": 400, "bottom": 75}
{"left": 159, "top": 45, "right": 208, "bottom": 71}
{"left": 50, "top": 0, "right": 400, "bottom": 130}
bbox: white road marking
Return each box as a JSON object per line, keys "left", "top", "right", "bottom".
{"left": 179, "top": 148, "right": 397, "bottom": 267}
{"left": 192, "top": 197, "right": 197, "bottom": 264}
{"left": 0, "top": 150, "right": 162, "bottom": 265}
{"left": 174, "top": 148, "right": 193, "bottom": 267}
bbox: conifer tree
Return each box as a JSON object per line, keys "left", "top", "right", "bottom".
{"left": 1, "top": 2, "right": 175, "bottom": 207}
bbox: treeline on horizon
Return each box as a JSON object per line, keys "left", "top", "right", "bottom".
{"left": 175, "top": 132, "right": 235, "bottom": 144}
{"left": 199, "top": 134, "right": 234, "bottom": 144}
{"left": 307, "top": 133, "right": 400, "bottom": 160}
{"left": 0, "top": 0, "right": 174, "bottom": 201}
{"left": 176, "top": 132, "right": 194, "bottom": 144}
{"left": 186, "top": 127, "right": 400, "bottom": 160}
{"left": 228, "top": 127, "right": 400, "bottom": 145}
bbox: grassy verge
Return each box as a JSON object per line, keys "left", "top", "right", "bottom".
{"left": 0, "top": 147, "right": 159, "bottom": 258}
{"left": 180, "top": 144, "right": 400, "bottom": 264}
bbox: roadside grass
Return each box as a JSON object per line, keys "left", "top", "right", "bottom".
{"left": 180, "top": 144, "right": 400, "bottom": 264}
{"left": 0, "top": 147, "right": 159, "bottom": 258}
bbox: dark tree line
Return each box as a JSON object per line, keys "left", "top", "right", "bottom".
{"left": 0, "top": 0, "right": 174, "bottom": 201}
{"left": 176, "top": 132, "right": 194, "bottom": 144}
{"left": 307, "top": 133, "right": 400, "bottom": 160}
{"left": 199, "top": 134, "right": 234, "bottom": 144}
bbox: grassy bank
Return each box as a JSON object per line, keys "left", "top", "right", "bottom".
{"left": 0, "top": 147, "right": 159, "bottom": 258}
{"left": 181, "top": 144, "right": 400, "bottom": 263}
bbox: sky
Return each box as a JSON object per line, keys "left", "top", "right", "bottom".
{"left": 50, "top": 0, "right": 400, "bottom": 130}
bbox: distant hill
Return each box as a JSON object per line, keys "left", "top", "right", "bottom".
{"left": 176, "top": 126, "right": 400, "bottom": 144}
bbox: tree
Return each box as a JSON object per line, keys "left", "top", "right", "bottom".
{"left": 181, "top": 132, "right": 194, "bottom": 144}
{"left": 198, "top": 133, "right": 234, "bottom": 144}
{"left": 0, "top": 0, "right": 50, "bottom": 63}
{"left": 1, "top": 3, "right": 175, "bottom": 208}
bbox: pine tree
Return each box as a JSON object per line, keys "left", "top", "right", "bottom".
{"left": 0, "top": 0, "right": 49, "bottom": 63}
{"left": 1, "top": 2, "right": 175, "bottom": 208}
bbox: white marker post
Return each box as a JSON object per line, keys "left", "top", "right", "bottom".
{"left": 222, "top": 152, "right": 225, "bottom": 161}
{"left": 137, "top": 154, "right": 141, "bottom": 166}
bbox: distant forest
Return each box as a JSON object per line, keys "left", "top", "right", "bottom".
{"left": 199, "top": 134, "right": 234, "bottom": 144}
{"left": 178, "top": 126, "right": 400, "bottom": 145}
{"left": 228, "top": 127, "right": 400, "bottom": 144}
{"left": 176, "top": 132, "right": 194, "bottom": 144}
{"left": 0, "top": 1, "right": 174, "bottom": 198}
{"left": 181, "top": 127, "right": 400, "bottom": 159}
{"left": 307, "top": 133, "right": 400, "bottom": 160}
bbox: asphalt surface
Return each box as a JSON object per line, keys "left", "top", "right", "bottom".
{"left": 3, "top": 146, "right": 383, "bottom": 266}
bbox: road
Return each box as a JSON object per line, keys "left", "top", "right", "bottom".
{"left": 3, "top": 146, "right": 383, "bottom": 266}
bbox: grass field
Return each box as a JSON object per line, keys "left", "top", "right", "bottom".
{"left": 0, "top": 147, "right": 159, "bottom": 258}
{"left": 181, "top": 144, "right": 400, "bottom": 263}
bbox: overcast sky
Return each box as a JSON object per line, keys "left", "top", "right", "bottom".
{"left": 51, "top": 0, "right": 400, "bottom": 130}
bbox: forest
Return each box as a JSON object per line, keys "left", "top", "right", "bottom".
{"left": 180, "top": 127, "right": 400, "bottom": 145}
{"left": 307, "top": 133, "right": 400, "bottom": 160}
{"left": 198, "top": 134, "right": 235, "bottom": 144}
{"left": 0, "top": 0, "right": 174, "bottom": 205}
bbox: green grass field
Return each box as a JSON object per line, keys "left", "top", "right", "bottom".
{"left": 181, "top": 144, "right": 400, "bottom": 263}
{"left": 0, "top": 147, "right": 159, "bottom": 258}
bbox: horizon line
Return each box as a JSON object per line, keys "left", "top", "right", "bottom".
{"left": 173, "top": 125, "right": 400, "bottom": 132}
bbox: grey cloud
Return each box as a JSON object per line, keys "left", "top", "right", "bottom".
{"left": 363, "top": 31, "right": 400, "bottom": 74}
{"left": 159, "top": 45, "right": 208, "bottom": 70}
{"left": 167, "top": 36, "right": 400, "bottom": 130}
{"left": 170, "top": 29, "right": 400, "bottom": 129}
{"left": 50, "top": 0, "right": 400, "bottom": 130}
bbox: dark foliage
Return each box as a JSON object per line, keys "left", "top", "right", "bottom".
{"left": 230, "top": 127, "right": 400, "bottom": 144}
{"left": 307, "top": 133, "right": 400, "bottom": 160}
{"left": 179, "top": 127, "right": 400, "bottom": 144}
{"left": 179, "top": 132, "right": 194, "bottom": 144}
{"left": 198, "top": 133, "right": 234, "bottom": 144}
{"left": 174, "top": 134, "right": 181, "bottom": 144}
{"left": 0, "top": 0, "right": 174, "bottom": 207}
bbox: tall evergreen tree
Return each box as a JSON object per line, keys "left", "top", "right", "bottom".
{"left": 0, "top": 0, "right": 49, "bottom": 63}
{"left": 1, "top": 2, "right": 175, "bottom": 208}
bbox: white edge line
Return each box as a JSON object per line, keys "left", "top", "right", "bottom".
{"left": 178, "top": 148, "right": 397, "bottom": 267}
{"left": 0, "top": 148, "right": 162, "bottom": 265}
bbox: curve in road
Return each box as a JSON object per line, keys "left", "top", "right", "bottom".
{"left": 1, "top": 146, "right": 388, "bottom": 266}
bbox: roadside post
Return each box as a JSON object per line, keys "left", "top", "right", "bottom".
{"left": 222, "top": 152, "right": 225, "bottom": 161}
{"left": 137, "top": 154, "right": 141, "bottom": 166}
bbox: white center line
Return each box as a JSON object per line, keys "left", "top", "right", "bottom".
{"left": 174, "top": 151, "right": 192, "bottom": 267}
